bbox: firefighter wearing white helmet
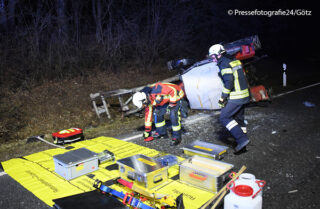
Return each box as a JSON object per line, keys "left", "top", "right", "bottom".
{"left": 209, "top": 44, "right": 251, "bottom": 154}
{"left": 208, "top": 44, "right": 225, "bottom": 57}
{"left": 132, "top": 83, "right": 185, "bottom": 145}
{"left": 132, "top": 91, "right": 147, "bottom": 109}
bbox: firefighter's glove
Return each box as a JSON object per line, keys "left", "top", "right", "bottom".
{"left": 218, "top": 97, "right": 228, "bottom": 108}
{"left": 143, "top": 131, "right": 154, "bottom": 142}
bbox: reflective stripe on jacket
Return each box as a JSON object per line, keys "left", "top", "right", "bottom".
{"left": 218, "top": 56, "right": 250, "bottom": 104}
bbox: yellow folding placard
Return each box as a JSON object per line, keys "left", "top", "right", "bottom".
{"left": 1, "top": 136, "right": 216, "bottom": 208}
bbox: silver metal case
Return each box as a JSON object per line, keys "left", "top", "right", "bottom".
{"left": 179, "top": 155, "right": 233, "bottom": 193}
{"left": 182, "top": 140, "right": 228, "bottom": 159}
{"left": 117, "top": 154, "right": 168, "bottom": 189}
{"left": 53, "top": 148, "right": 98, "bottom": 180}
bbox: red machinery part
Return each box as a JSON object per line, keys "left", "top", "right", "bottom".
{"left": 235, "top": 44, "right": 256, "bottom": 60}
{"left": 250, "top": 85, "right": 269, "bottom": 102}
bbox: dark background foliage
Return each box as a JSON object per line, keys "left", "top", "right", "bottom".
{"left": 0, "top": 0, "right": 318, "bottom": 88}
{"left": 0, "top": 0, "right": 319, "bottom": 147}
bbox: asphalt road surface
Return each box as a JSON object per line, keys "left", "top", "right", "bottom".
{"left": 1, "top": 84, "right": 320, "bottom": 209}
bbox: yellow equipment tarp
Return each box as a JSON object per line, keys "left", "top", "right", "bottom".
{"left": 1, "top": 136, "right": 215, "bottom": 208}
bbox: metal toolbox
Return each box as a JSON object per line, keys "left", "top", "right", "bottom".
{"left": 53, "top": 148, "right": 98, "bottom": 180}
{"left": 117, "top": 154, "right": 168, "bottom": 189}
{"left": 182, "top": 140, "right": 228, "bottom": 160}
{"left": 179, "top": 155, "right": 233, "bottom": 193}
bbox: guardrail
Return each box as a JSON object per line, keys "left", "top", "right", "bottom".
{"left": 90, "top": 75, "right": 180, "bottom": 119}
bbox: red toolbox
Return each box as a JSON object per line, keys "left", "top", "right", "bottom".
{"left": 52, "top": 128, "right": 84, "bottom": 144}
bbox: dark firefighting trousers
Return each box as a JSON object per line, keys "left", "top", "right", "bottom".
{"left": 154, "top": 104, "right": 181, "bottom": 139}
{"left": 219, "top": 102, "right": 248, "bottom": 144}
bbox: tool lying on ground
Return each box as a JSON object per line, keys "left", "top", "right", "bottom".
{"left": 200, "top": 165, "right": 247, "bottom": 209}
{"left": 117, "top": 178, "right": 177, "bottom": 207}
{"left": 93, "top": 179, "right": 156, "bottom": 209}
{"left": 26, "top": 128, "right": 84, "bottom": 148}
{"left": 27, "top": 135, "right": 65, "bottom": 149}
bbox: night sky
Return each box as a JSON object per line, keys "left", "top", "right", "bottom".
{"left": 190, "top": 0, "right": 318, "bottom": 60}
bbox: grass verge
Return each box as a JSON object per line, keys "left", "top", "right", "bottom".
{"left": 0, "top": 66, "right": 175, "bottom": 161}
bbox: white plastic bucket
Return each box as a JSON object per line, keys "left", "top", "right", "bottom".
{"left": 224, "top": 173, "right": 266, "bottom": 209}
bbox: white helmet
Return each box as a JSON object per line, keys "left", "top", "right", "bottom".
{"left": 208, "top": 44, "right": 225, "bottom": 56}
{"left": 132, "top": 92, "right": 147, "bottom": 108}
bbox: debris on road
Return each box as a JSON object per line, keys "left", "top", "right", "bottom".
{"left": 303, "top": 101, "right": 316, "bottom": 107}
{"left": 252, "top": 125, "right": 260, "bottom": 130}
{"left": 272, "top": 131, "right": 277, "bottom": 134}
{"left": 286, "top": 173, "right": 294, "bottom": 178}
{"left": 288, "top": 190, "right": 298, "bottom": 194}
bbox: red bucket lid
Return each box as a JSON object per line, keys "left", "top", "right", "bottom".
{"left": 234, "top": 185, "right": 253, "bottom": 197}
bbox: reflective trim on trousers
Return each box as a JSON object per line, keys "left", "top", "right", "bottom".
{"left": 145, "top": 122, "right": 152, "bottom": 127}
{"left": 155, "top": 120, "right": 165, "bottom": 128}
{"left": 172, "top": 124, "right": 181, "bottom": 131}
{"left": 226, "top": 120, "right": 238, "bottom": 131}
{"left": 170, "top": 105, "right": 181, "bottom": 138}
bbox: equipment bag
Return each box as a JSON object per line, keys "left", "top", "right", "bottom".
{"left": 52, "top": 128, "right": 84, "bottom": 144}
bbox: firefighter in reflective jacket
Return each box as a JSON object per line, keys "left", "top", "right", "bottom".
{"left": 209, "top": 44, "right": 251, "bottom": 153}
{"left": 132, "top": 82, "right": 185, "bottom": 146}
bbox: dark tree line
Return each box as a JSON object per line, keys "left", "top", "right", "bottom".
{"left": 0, "top": 0, "right": 294, "bottom": 88}
{"left": 0, "top": 0, "right": 199, "bottom": 87}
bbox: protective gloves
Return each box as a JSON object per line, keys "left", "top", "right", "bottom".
{"left": 218, "top": 97, "right": 228, "bottom": 108}
{"left": 143, "top": 131, "right": 154, "bottom": 142}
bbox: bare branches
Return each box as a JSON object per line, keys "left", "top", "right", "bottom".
{"left": 0, "top": 0, "right": 201, "bottom": 85}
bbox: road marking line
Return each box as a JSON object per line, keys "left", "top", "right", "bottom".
{"left": 183, "top": 111, "right": 220, "bottom": 125}
{"left": 122, "top": 134, "right": 142, "bottom": 141}
{"left": 0, "top": 171, "right": 7, "bottom": 176}
{"left": 120, "top": 112, "right": 220, "bottom": 142}
{"left": 273, "top": 82, "right": 320, "bottom": 98}
{"left": 183, "top": 115, "right": 210, "bottom": 125}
